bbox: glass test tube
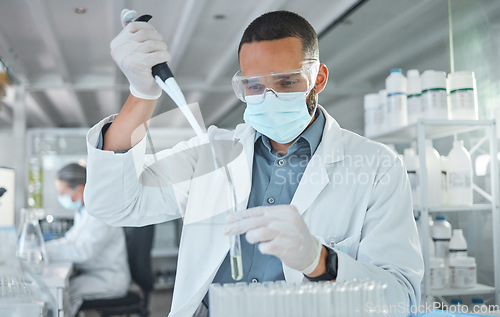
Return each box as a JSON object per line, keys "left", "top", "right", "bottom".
{"left": 229, "top": 234, "right": 243, "bottom": 280}
{"left": 207, "top": 133, "right": 243, "bottom": 281}
{"left": 226, "top": 167, "right": 243, "bottom": 281}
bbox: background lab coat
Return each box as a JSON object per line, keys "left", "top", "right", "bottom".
{"left": 85, "top": 106, "right": 424, "bottom": 317}
{"left": 45, "top": 206, "right": 131, "bottom": 316}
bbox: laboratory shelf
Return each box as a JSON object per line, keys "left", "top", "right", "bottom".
{"left": 431, "top": 283, "right": 496, "bottom": 297}
{"left": 371, "top": 119, "right": 495, "bottom": 143}
{"left": 414, "top": 204, "right": 493, "bottom": 213}
{"left": 371, "top": 119, "right": 500, "bottom": 306}
{"left": 151, "top": 247, "right": 179, "bottom": 258}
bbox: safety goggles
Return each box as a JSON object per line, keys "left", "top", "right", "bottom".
{"left": 232, "top": 61, "right": 320, "bottom": 103}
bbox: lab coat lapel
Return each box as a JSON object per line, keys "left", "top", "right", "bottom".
{"left": 285, "top": 154, "right": 330, "bottom": 283}
{"left": 291, "top": 154, "right": 330, "bottom": 215}
{"left": 170, "top": 124, "right": 256, "bottom": 317}
{"left": 229, "top": 124, "right": 255, "bottom": 212}
{"left": 291, "top": 106, "right": 344, "bottom": 215}
{"left": 284, "top": 107, "right": 345, "bottom": 283}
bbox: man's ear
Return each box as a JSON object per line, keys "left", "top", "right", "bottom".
{"left": 76, "top": 184, "right": 85, "bottom": 196}
{"left": 315, "top": 63, "right": 329, "bottom": 94}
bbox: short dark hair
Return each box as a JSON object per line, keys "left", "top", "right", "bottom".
{"left": 238, "top": 10, "right": 319, "bottom": 61}
{"left": 57, "top": 163, "right": 86, "bottom": 189}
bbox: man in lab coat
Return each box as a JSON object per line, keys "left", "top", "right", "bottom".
{"left": 45, "top": 163, "right": 131, "bottom": 316}
{"left": 85, "top": 10, "right": 423, "bottom": 317}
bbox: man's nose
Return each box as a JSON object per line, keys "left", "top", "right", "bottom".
{"left": 264, "top": 88, "right": 278, "bottom": 98}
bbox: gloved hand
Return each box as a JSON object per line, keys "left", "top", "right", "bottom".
{"left": 224, "top": 205, "right": 323, "bottom": 274}
{"left": 110, "top": 9, "right": 170, "bottom": 100}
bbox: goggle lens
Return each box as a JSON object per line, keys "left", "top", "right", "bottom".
{"left": 232, "top": 61, "right": 319, "bottom": 103}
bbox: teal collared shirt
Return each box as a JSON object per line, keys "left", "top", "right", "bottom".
{"left": 203, "top": 109, "right": 325, "bottom": 310}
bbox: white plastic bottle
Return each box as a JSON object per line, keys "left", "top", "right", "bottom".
{"left": 441, "top": 156, "right": 448, "bottom": 205}
{"left": 425, "top": 140, "right": 442, "bottom": 207}
{"left": 404, "top": 148, "right": 420, "bottom": 207}
{"left": 385, "top": 68, "right": 408, "bottom": 130}
{"left": 415, "top": 216, "right": 435, "bottom": 256}
{"left": 430, "top": 257, "right": 446, "bottom": 289}
{"left": 378, "top": 89, "right": 388, "bottom": 134}
{"left": 448, "top": 71, "right": 479, "bottom": 120}
{"left": 406, "top": 69, "right": 422, "bottom": 124}
{"left": 421, "top": 70, "right": 449, "bottom": 120}
{"left": 449, "top": 229, "right": 468, "bottom": 258}
{"left": 364, "top": 93, "right": 380, "bottom": 137}
{"left": 449, "top": 256, "right": 477, "bottom": 288}
{"left": 447, "top": 140, "right": 473, "bottom": 206}
{"left": 432, "top": 216, "right": 452, "bottom": 259}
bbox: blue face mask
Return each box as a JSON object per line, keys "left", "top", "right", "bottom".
{"left": 243, "top": 92, "right": 314, "bottom": 144}
{"left": 57, "top": 194, "right": 82, "bottom": 211}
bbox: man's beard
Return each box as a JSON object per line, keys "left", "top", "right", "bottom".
{"left": 306, "top": 87, "right": 317, "bottom": 115}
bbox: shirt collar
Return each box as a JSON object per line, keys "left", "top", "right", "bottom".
{"left": 299, "top": 109, "right": 324, "bottom": 155}
{"left": 254, "top": 108, "right": 325, "bottom": 156}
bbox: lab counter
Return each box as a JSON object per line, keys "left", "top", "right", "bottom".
{"left": 0, "top": 261, "right": 73, "bottom": 317}
{"left": 40, "top": 262, "right": 73, "bottom": 317}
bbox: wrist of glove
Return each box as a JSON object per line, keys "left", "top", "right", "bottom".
{"left": 224, "top": 205, "right": 322, "bottom": 273}
{"left": 129, "top": 83, "right": 162, "bottom": 100}
{"left": 110, "top": 9, "right": 170, "bottom": 100}
{"left": 300, "top": 238, "right": 323, "bottom": 275}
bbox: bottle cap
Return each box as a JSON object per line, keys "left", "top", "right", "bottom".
{"left": 448, "top": 71, "right": 476, "bottom": 92}
{"left": 453, "top": 140, "right": 464, "bottom": 148}
{"left": 450, "top": 299, "right": 463, "bottom": 305}
{"left": 404, "top": 148, "right": 416, "bottom": 156}
{"left": 407, "top": 69, "right": 421, "bottom": 94}
{"left": 421, "top": 70, "right": 447, "bottom": 90}
{"left": 435, "top": 216, "right": 446, "bottom": 221}
{"left": 386, "top": 69, "right": 407, "bottom": 93}
{"left": 472, "top": 298, "right": 484, "bottom": 304}
{"left": 407, "top": 69, "right": 419, "bottom": 77}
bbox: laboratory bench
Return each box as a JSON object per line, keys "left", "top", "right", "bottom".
{"left": 40, "top": 262, "right": 73, "bottom": 317}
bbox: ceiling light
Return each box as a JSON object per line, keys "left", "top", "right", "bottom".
{"left": 75, "top": 7, "right": 87, "bottom": 14}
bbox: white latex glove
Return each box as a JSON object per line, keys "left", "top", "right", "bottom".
{"left": 224, "top": 205, "right": 323, "bottom": 274}
{"left": 110, "top": 9, "right": 171, "bottom": 100}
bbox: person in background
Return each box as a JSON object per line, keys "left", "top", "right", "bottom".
{"left": 45, "top": 163, "right": 131, "bottom": 317}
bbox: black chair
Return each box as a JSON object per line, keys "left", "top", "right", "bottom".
{"left": 79, "top": 225, "right": 155, "bottom": 317}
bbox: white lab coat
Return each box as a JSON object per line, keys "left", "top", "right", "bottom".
{"left": 45, "top": 206, "right": 131, "bottom": 316}
{"left": 85, "top": 106, "right": 423, "bottom": 317}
